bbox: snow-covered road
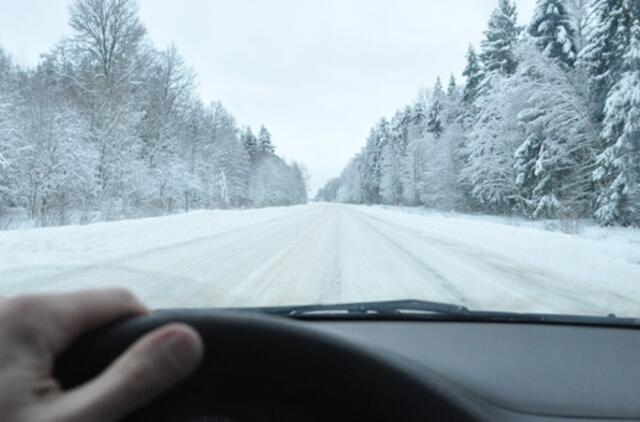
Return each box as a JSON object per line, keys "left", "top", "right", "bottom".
{"left": 1, "top": 203, "right": 639, "bottom": 316}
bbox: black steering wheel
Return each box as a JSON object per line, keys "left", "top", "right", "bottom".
{"left": 54, "top": 310, "right": 481, "bottom": 421}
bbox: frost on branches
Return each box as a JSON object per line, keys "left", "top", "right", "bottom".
{"left": 0, "top": 0, "right": 307, "bottom": 228}
{"left": 318, "top": 0, "right": 639, "bottom": 227}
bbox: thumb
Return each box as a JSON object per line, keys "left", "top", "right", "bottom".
{"left": 53, "top": 323, "right": 204, "bottom": 422}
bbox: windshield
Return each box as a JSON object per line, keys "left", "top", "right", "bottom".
{"left": 0, "top": 0, "right": 639, "bottom": 320}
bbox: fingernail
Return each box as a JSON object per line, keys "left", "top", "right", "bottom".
{"left": 161, "top": 330, "right": 203, "bottom": 377}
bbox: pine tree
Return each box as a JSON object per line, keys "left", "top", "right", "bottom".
{"left": 593, "top": 19, "right": 640, "bottom": 226}
{"left": 480, "top": 0, "right": 521, "bottom": 76}
{"left": 513, "top": 42, "right": 598, "bottom": 219}
{"left": 514, "top": 127, "right": 545, "bottom": 214}
{"left": 447, "top": 74, "right": 458, "bottom": 98}
{"left": 362, "top": 119, "right": 389, "bottom": 203}
{"left": 529, "top": 0, "right": 579, "bottom": 67}
{"left": 379, "top": 143, "right": 396, "bottom": 204}
{"left": 426, "top": 77, "right": 445, "bottom": 138}
{"left": 445, "top": 74, "right": 462, "bottom": 124}
{"left": 241, "top": 127, "right": 259, "bottom": 162}
{"left": 462, "top": 45, "right": 483, "bottom": 104}
{"left": 257, "top": 125, "right": 275, "bottom": 156}
{"left": 578, "top": 0, "right": 639, "bottom": 120}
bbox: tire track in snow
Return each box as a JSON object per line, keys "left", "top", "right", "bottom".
{"left": 220, "top": 206, "right": 331, "bottom": 305}
{"left": 349, "top": 207, "right": 627, "bottom": 314}
{"left": 0, "top": 207, "right": 320, "bottom": 304}
{"left": 342, "top": 207, "right": 473, "bottom": 307}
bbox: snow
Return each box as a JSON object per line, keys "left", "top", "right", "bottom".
{"left": 0, "top": 203, "right": 639, "bottom": 317}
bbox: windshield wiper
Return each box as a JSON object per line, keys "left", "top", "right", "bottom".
{"left": 239, "top": 299, "right": 640, "bottom": 327}
{"left": 248, "top": 299, "right": 470, "bottom": 317}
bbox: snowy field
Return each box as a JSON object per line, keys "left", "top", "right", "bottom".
{"left": 0, "top": 203, "right": 639, "bottom": 317}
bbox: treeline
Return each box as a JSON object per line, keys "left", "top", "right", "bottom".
{"left": 0, "top": 0, "right": 307, "bottom": 227}
{"left": 317, "top": 0, "right": 640, "bottom": 227}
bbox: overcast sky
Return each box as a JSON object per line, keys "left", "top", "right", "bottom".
{"left": 0, "top": 0, "right": 536, "bottom": 194}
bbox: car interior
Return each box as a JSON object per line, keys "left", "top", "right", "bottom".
{"left": 55, "top": 305, "right": 640, "bottom": 421}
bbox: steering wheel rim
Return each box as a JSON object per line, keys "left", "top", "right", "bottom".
{"left": 55, "top": 310, "right": 480, "bottom": 421}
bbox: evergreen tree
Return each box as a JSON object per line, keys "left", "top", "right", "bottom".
{"left": 362, "top": 119, "right": 389, "bottom": 203}
{"left": 480, "top": 0, "right": 521, "bottom": 76}
{"left": 593, "top": 19, "right": 640, "bottom": 226}
{"left": 447, "top": 74, "right": 458, "bottom": 98}
{"left": 462, "top": 45, "right": 483, "bottom": 104}
{"left": 257, "top": 125, "right": 275, "bottom": 156}
{"left": 445, "top": 74, "right": 462, "bottom": 124}
{"left": 578, "top": 0, "right": 639, "bottom": 120}
{"left": 426, "top": 77, "right": 445, "bottom": 138}
{"left": 514, "top": 127, "right": 544, "bottom": 213}
{"left": 513, "top": 42, "right": 598, "bottom": 218}
{"left": 241, "top": 127, "right": 259, "bottom": 162}
{"left": 380, "top": 111, "right": 410, "bottom": 204}
{"left": 529, "top": 0, "right": 579, "bottom": 67}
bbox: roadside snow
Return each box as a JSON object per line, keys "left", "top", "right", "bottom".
{"left": 0, "top": 206, "right": 307, "bottom": 269}
{"left": 367, "top": 205, "right": 640, "bottom": 268}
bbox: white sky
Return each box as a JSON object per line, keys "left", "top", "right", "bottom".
{"left": 0, "top": 0, "right": 536, "bottom": 194}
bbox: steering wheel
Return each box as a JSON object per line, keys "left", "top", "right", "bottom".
{"left": 54, "top": 310, "right": 481, "bottom": 421}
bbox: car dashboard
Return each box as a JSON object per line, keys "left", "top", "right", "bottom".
{"left": 55, "top": 311, "right": 640, "bottom": 422}
{"left": 308, "top": 319, "right": 640, "bottom": 421}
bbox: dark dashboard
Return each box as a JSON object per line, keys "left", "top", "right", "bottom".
{"left": 311, "top": 320, "right": 640, "bottom": 421}
{"left": 55, "top": 310, "right": 640, "bottom": 421}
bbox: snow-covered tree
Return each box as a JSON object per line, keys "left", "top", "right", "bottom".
{"left": 426, "top": 77, "right": 445, "bottom": 138}
{"left": 593, "top": 19, "right": 640, "bottom": 226}
{"left": 513, "top": 42, "right": 598, "bottom": 218}
{"left": 138, "top": 45, "right": 194, "bottom": 212}
{"left": 250, "top": 156, "right": 307, "bottom": 207}
{"left": 316, "top": 177, "right": 341, "bottom": 202}
{"left": 0, "top": 0, "right": 307, "bottom": 228}
{"left": 289, "top": 162, "right": 309, "bottom": 204}
{"left": 321, "top": 0, "right": 638, "bottom": 228}
{"left": 208, "top": 102, "right": 251, "bottom": 208}
{"left": 361, "top": 119, "right": 389, "bottom": 203}
{"left": 464, "top": 74, "right": 526, "bottom": 213}
{"left": 241, "top": 127, "right": 259, "bottom": 163}
{"left": 568, "top": 0, "right": 591, "bottom": 51}
{"left": 379, "top": 110, "right": 411, "bottom": 204}
{"left": 480, "top": 0, "right": 521, "bottom": 76}
{"left": 462, "top": 45, "right": 483, "bottom": 105}
{"left": 66, "top": 0, "right": 150, "bottom": 216}
{"left": 422, "top": 126, "right": 466, "bottom": 211}
{"left": 529, "top": 0, "right": 579, "bottom": 67}
{"left": 444, "top": 75, "right": 462, "bottom": 124}
{"left": 0, "top": 47, "right": 22, "bottom": 217}
{"left": 578, "top": 0, "right": 639, "bottom": 120}
{"left": 257, "top": 125, "right": 275, "bottom": 156}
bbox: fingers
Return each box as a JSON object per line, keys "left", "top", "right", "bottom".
{"left": 0, "top": 289, "right": 201, "bottom": 422}
{"left": 52, "top": 323, "right": 204, "bottom": 422}
{"left": 45, "top": 288, "right": 148, "bottom": 353}
{"left": 1, "top": 289, "right": 147, "bottom": 354}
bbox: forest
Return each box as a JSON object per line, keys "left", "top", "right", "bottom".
{"left": 0, "top": 0, "right": 308, "bottom": 228}
{"left": 317, "top": 0, "right": 640, "bottom": 227}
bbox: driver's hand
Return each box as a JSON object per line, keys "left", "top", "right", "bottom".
{"left": 0, "top": 289, "right": 204, "bottom": 422}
